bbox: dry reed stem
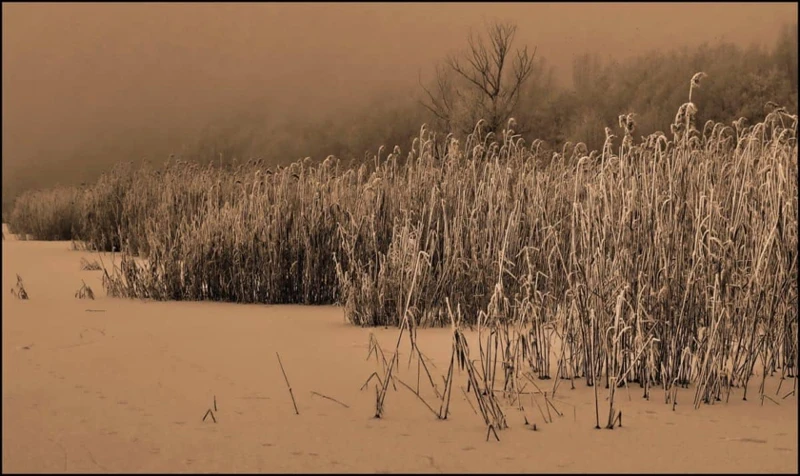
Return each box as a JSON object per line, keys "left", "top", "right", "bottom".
{"left": 361, "top": 372, "right": 384, "bottom": 391}
{"left": 276, "top": 352, "right": 299, "bottom": 415}
{"left": 460, "top": 386, "right": 478, "bottom": 415}
{"left": 397, "top": 378, "right": 439, "bottom": 418}
{"left": 310, "top": 391, "right": 350, "bottom": 409}
{"left": 486, "top": 424, "right": 500, "bottom": 442}
{"left": 202, "top": 409, "right": 217, "bottom": 423}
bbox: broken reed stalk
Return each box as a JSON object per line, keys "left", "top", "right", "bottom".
{"left": 276, "top": 352, "right": 300, "bottom": 415}
{"left": 416, "top": 349, "right": 441, "bottom": 398}
{"left": 760, "top": 394, "right": 780, "bottom": 406}
{"left": 544, "top": 392, "right": 563, "bottom": 418}
{"left": 361, "top": 372, "right": 385, "bottom": 391}
{"left": 543, "top": 392, "right": 553, "bottom": 422}
{"left": 438, "top": 344, "right": 456, "bottom": 419}
{"left": 486, "top": 424, "right": 500, "bottom": 442}
{"left": 397, "top": 378, "right": 439, "bottom": 417}
{"left": 461, "top": 386, "right": 478, "bottom": 415}
{"left": 608, "top": 410, "right": 622, "bottom": 429}
{"left": 529, "top": 392, "right": 549, "bottom": 424}
{"left": 202, "top": 408, "right": 217, "bottom": 423}
{"left": 363, "top": 335, "right": 398, "bottom": 392}
{"left": 521, "top": 372, "right": 554, "bottom": 423}
{"left": 310, "top": 391, "right": 350, "bottom": 409}
{"left": 367, "top": 333, "right": 390, "bottom": 371}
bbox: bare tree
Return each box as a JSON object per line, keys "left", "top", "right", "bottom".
{"left": 420, "top": 21, "right": 537, "bottom": 136}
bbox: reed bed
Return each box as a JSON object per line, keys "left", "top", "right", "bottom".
{"left": 8, "top": 75, "right": 798, "bottom": 406}
{"left": 7, "top": 186, "right": 84, "bottom": 241}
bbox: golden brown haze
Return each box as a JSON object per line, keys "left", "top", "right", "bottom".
{"left": 2, "top": 2, "right": 796, "bottom": 202}
{"left": 3, "top": 5, "right": 799, "bottom": 473}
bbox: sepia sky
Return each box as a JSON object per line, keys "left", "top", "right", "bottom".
{"left": 2, "top": 2, "right": 797, "bottom": 196}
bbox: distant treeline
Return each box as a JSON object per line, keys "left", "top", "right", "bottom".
{"left": 2, "top": 24, "right": 796, "bottom": 212}
{"left": 176, "top": 25, "right": 798, "bottom": 167}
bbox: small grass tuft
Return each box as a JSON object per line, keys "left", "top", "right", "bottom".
{"left": 80, "top": 257, "right": 102, "bottom": 271}
{"left": 11, "top": 274, "right": 29, "bottom": 300}
{"left": 75, "top": 280, "right": 95, "bottom": 300}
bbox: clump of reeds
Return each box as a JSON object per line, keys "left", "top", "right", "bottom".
{"left": 11, "top": 274, "right": 29, "bottom": 300}
{"left": 7, "top": 186, "right": 84, "bottom": 241}
{"left": 342, "top": 73, "right": 795, "bottom": 420}
{"left": 75, "top": 280, "right": 95, "bottom": 300}
{"left": 77, "top": 162, "right": 160, "bottom": 254}
{"left": 96, "top": 157, "right": 347, "bottom": 303}
{"left": 80, "top": 258, "right": 102, "bottom": 271}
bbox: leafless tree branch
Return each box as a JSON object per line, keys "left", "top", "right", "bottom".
{"left": 419, "top": 21, "right": 538, "bottom": 136}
